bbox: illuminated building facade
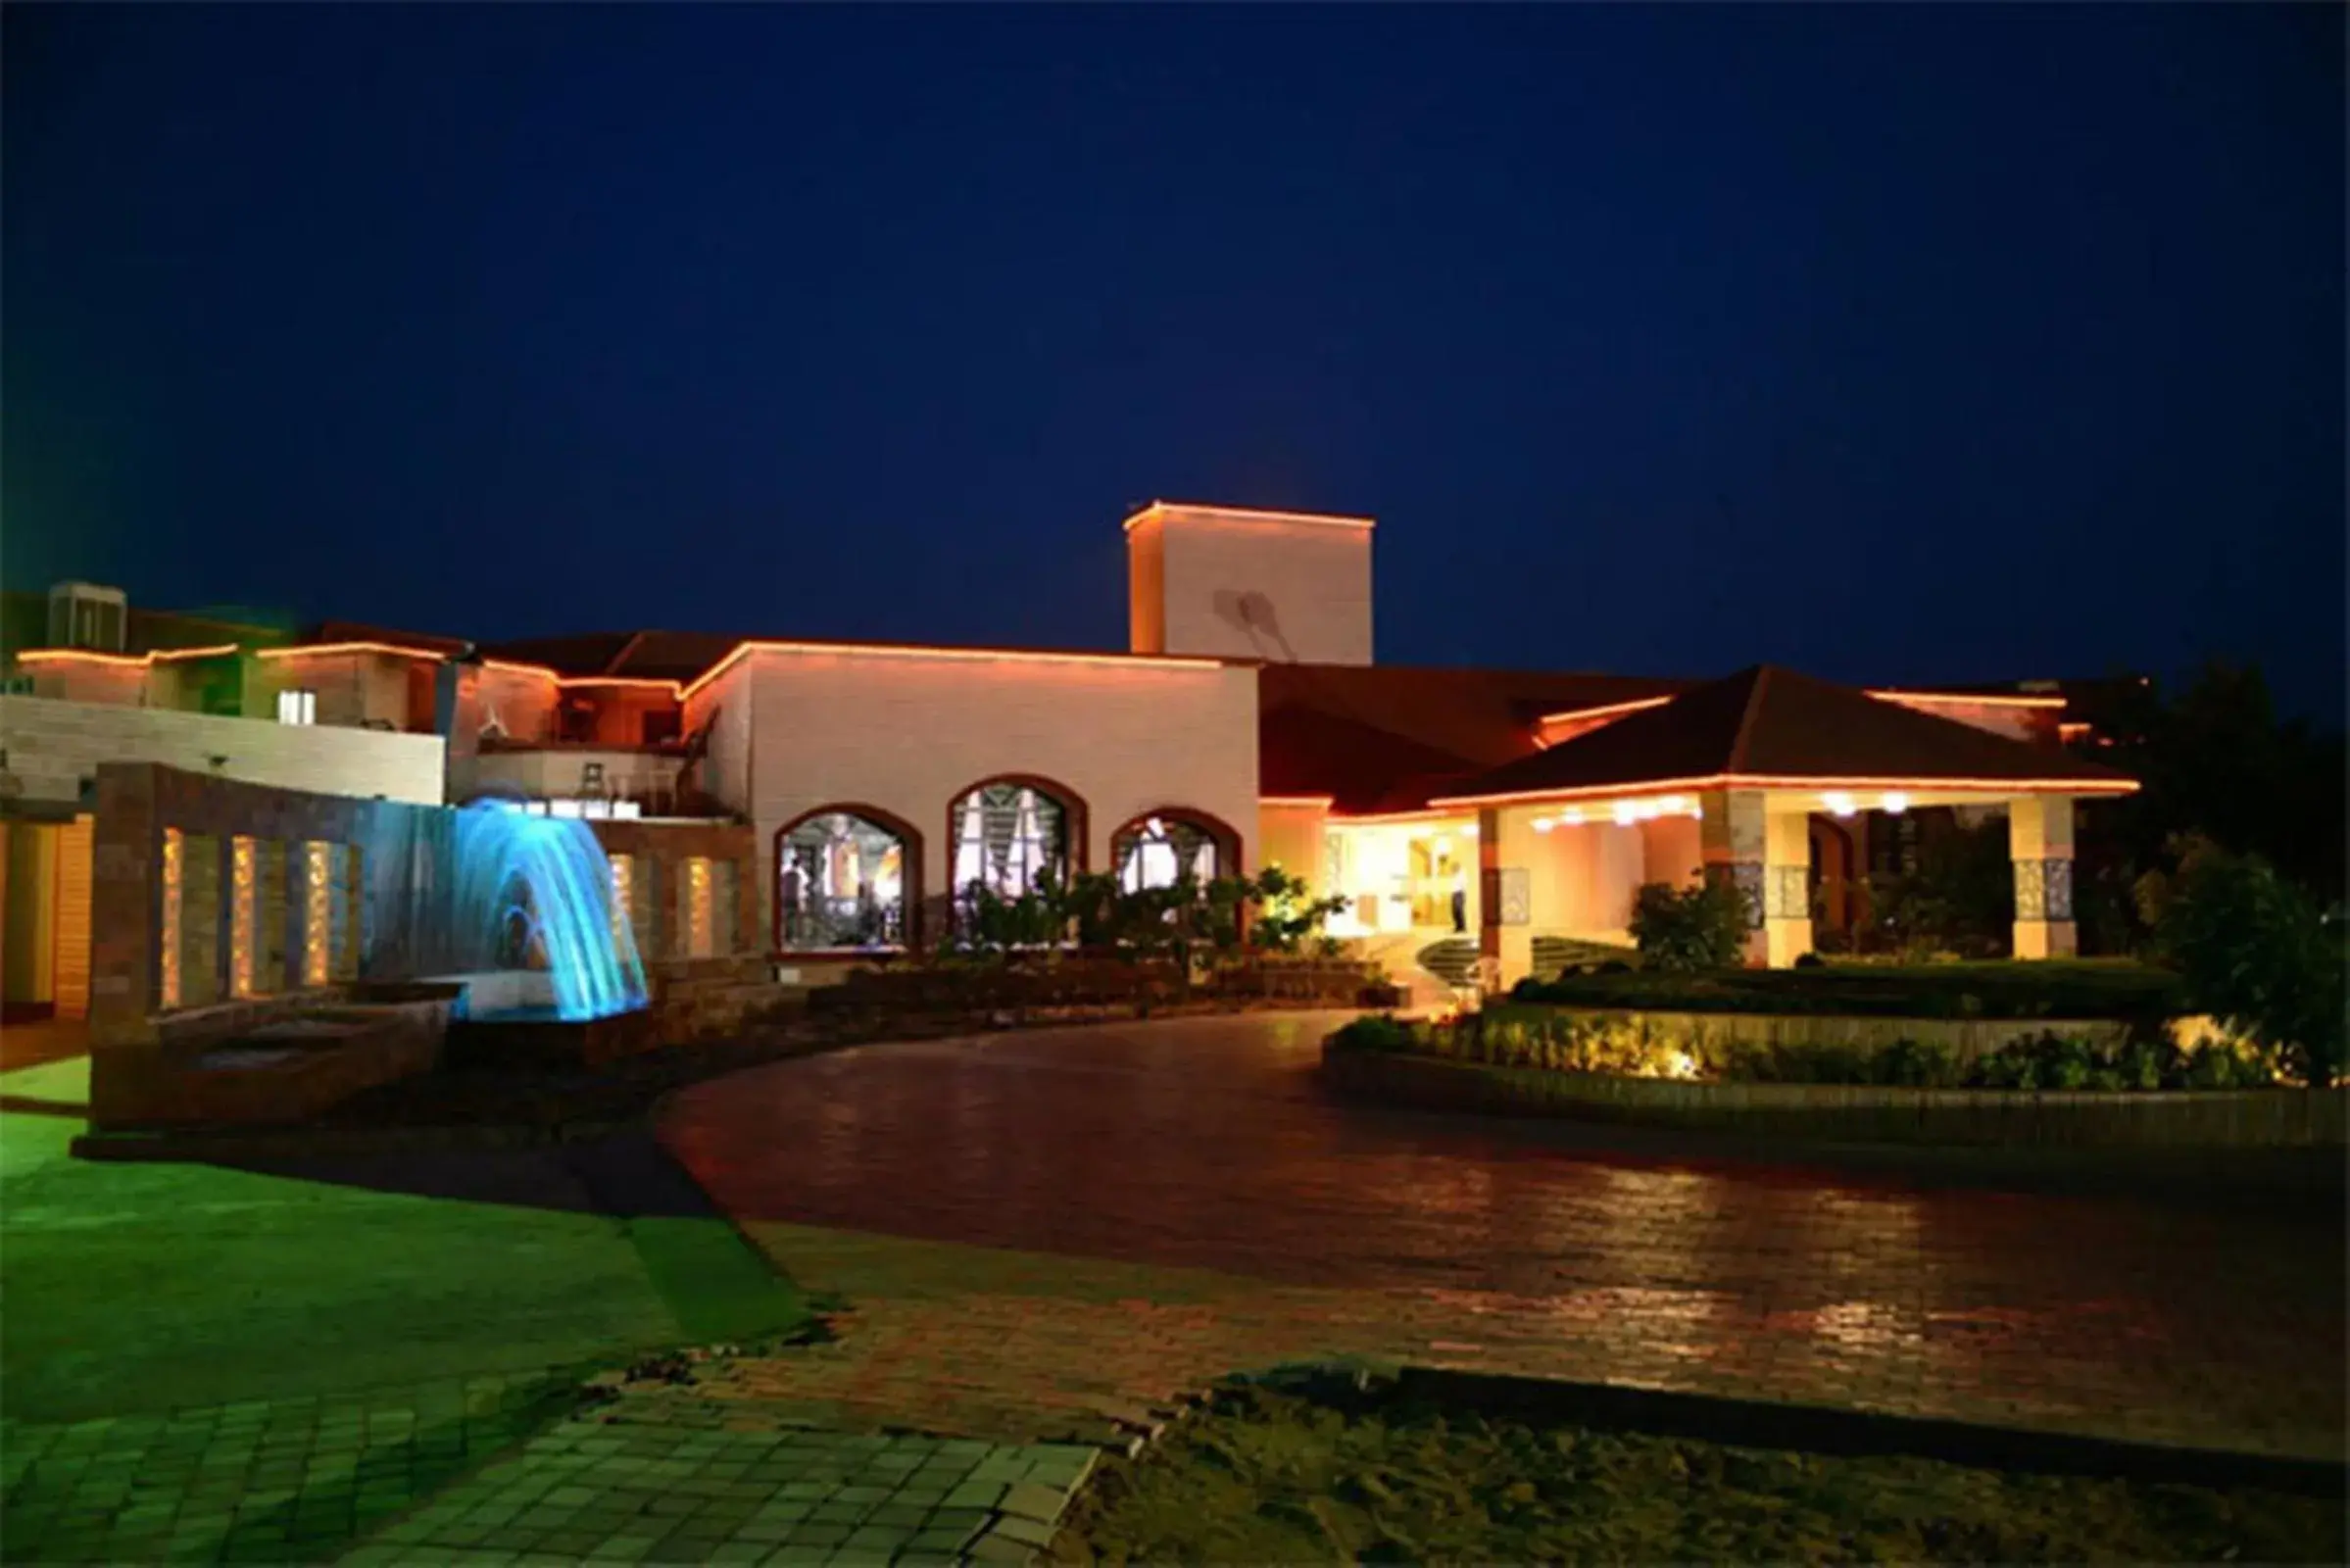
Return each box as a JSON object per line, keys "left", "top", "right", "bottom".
{"left": 0, "top": 503, "right": 2135, "bottom": 1008}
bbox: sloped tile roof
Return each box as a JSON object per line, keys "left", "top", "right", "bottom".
{"left": 1435, "top": 664, "right": 2133, "bottom": 803}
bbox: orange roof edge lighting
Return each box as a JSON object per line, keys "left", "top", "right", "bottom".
{"left": 257, "top": 641, "right": 451, "bottom": 662}
{"left": 1866, "top": 689, "right": 2068, "bottom": 710}
{"left": 679, "top": 638, "right": 1226, "bottom": 703}
{"left": 1259, "top": 795, "right": 1337, "bottom": 808}
{"left": 482, "top": 661, "right": 681, "bottom": 693}
{"left": 1121, "top": 500, "right": 1376, "bottom": 533}
{"left": 1428, "top": 772, "right": 2140, "bottom": 808}
{"left": 1535, "top": 695, "right": 1675, "bottom": 726}
{"left": 18, "top": 643, "right": 243, "bottom": 668}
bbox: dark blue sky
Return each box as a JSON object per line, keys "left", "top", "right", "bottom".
{"left": 6, "top": 5, "right": 2342, "bottom": 715}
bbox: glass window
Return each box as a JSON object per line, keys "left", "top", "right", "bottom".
{"left": 779, "top": 812, "right": 908, "bottom": 950}
{"left": 949, "top": 784, "right": 1068, "bottom": 909}
{"left": 276, "top": 688, "right": 317, "bottom": 725}
{"left": 1113, "top": 816, "right": 1221, "bottom": 892}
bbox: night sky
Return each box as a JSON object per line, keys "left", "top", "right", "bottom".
{"left": 5, "top": 5, "right": 2342, "bottom": 716}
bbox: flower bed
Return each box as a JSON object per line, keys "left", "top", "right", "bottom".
{"left": 1511, "top": 958, "right": 2183, "bottom": 1021}
{"left": 1338, "top": 1004, "right": 2294, "bottom": 1091}
{"left": 1321, "top": 1042, "right": 2348, "bottom": 1150}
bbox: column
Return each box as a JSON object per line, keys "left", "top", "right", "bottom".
{"left": 1763, "top": 809, "right": 1814, "bottom": 967}
{"left": 2009, "top": 796, "right": 2077, "bottom": 958}
{"left": 1476, "top": 806, "right": 1535, "bottom": 993}
{"left": 1697, "top": 789, "right": 1768, "bottom": 966}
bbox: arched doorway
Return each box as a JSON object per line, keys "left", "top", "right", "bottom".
{"left": 1109, "top": 808, "right": 1239, "bottom": 892}
{"left": 946, "top": 776, "right": 1083, "bottom": 919}
{"left": 775, "top": 807, "right": 919, "bottom": 952}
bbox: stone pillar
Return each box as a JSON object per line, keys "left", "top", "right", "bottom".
{"left": 1477, "top": 807, "right": 1535, "bottom": 993}
{"left": 1697, "top": 789, "right": 1768, "bottom": 965}
{"left": 1762, "top": 809, "right": 1815, "bottom": 967}
{"left": 2009, "top": 796, "right": 2078, "bottom": 958}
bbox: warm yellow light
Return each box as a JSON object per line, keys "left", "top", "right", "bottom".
{"left": 1260, "top": 795, "right": 1337, "bottom": 808}
{"left": 304, "top": 842, "right": 331, "bottom": 986}
{"left": 679, "top": 637, "right": 1227, "bottom": 704}
{"left": 1881, "top": 791, "right": 1910, "bottom": 814}
{"left": 161, "top": 828, "right": 184, "bottom": 1009}
{"left": 1532, "top": 816, "right": 1554, "bottom": 833}
{"left": 1534, "top": 694, "right": 1675, "bottom": 726}
{"left": 1866, "top": 689, "right": 2066, "bottom": 710}
{"left": 1430, "top": 772, "right": 2140, "bottom": 809}
{"left": 1562, "top": 807, "right": 1586, "bottom": 826}
{"left": 610, "top": 855, "right": 634, "bottom": 945}
{"left": 257, "top": 641, "right": 449, "bottom": 662}
{"left": 1823, "top": 792, "right": 1857, "bottom": 818}
{"left": 230, "top": 836, "right": 257, "bottom": 1000}
{"left": 686, "top": 858, "right": 715, "bottom": 957}
{"left": 1612, "top": 801, "right": 1639, "bottom": 826}
{"left": 1120, "top": 500, "right": 1377, "bottom": 533}
{"left": 18, "top": 643, "right": 240, "bottom": 669}
{"left": 1658, "top": 795, "right": 1688, "bottom": 814}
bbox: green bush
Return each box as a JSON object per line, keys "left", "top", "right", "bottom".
{"left": 1511, "top": 958, "right": 2183, "bottom": 1021}
{"left": 2143, "top": 837, "right": 2346, "bottom": 1087}
{"left": 1327, "top": 1014, "right": 1417, "bottom": 1055}
{"left": 1628, "top": 879, "right": 1751, "bottom": 971}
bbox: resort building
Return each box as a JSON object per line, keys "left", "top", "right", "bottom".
{"left": 0, "top": 502, "right": 2135, "bottom": 1020}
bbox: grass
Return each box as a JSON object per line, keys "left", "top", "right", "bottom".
{"left": 1052, "top": 1379, "right": 2347, "bottom": 1566}
{"left": 0, "top": 1056, "right": 806, "bottom": 1424}
{"left": 1510, "top": 957, "right": 2183, "bottom": 1019}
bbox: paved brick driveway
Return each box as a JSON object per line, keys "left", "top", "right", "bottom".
{"left": 661, "top": 1012, "right": 2346, "bottom": 1462}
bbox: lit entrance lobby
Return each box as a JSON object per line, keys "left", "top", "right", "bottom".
{"left": 1303, "top": 666, "right": 2138, "bottom": 986}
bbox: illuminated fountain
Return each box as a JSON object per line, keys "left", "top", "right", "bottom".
{"left": 447, "top": 804, "right": 648, "bottom": 1021}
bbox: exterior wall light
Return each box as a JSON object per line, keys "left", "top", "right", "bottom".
{"left": 1562, "top": 807, "right": 1586, "bottom": 826}
{"left": 1881, "top": 792, "right": 1910, "bottom": 814}
{"left": 1823, "top": 792, "right": 1858, "bottom": 817}
{"left": 1612, "top": 801, "right": 1640, "bottom": 826}
{"left": 1532, "top": 816, "right": 1554, "bottom": 833}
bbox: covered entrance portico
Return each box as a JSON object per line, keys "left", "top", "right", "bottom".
{"left": 1426, "top": 666, "right": 2138, "bottom": 984}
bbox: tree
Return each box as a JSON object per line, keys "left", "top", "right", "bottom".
{"left": 2070, "top": 663, "right": 2347, "bottom": 950}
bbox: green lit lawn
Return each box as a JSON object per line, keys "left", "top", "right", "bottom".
{"left": 1055, "top": 1381, "right": 2347, "bottom": 1566}
{"left": 0, "top": 1058, "right": 805, "bottom": 1424}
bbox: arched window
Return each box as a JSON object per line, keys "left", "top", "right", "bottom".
{"left": 948, "top": 780, "right": 1075, "bottom": 913}
{"left": 1111, "top": 811, "right": 1233, "bottom": 892}
{"left": 776, "top": 809, "right": 913, "bottom": 950}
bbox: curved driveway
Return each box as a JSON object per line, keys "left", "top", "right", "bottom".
{"left": 660, "top": 1013, "right": 2344, "bottom": 1460}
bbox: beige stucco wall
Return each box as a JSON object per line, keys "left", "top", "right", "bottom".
{"left": 683, "top": 663, "right": 756, "bottom": 817}
{"left": 472, "top": 664, "right": 560, "bottom": 744}
{"left": 467, "top": 748, "right": 684, "bottom": 806}
{"left": 1527, "top": 816, "right": 1703, "bottom": 941}
{"left": 1256, "top": 801, "right": 1330, "bottom": 895}
{"left": 1132, "top": 508, "right": 1374, "bottom": 665}
{"left": 739, "top": 647, "right": 1258, "bottom": 945}
{"left": 251, "top": 652, "right": 426, "bottom": 730}
{"left": 26, "top": 660, "right": 152, "bottom": 708}
{"left": 0, "top": 695, "right": 446, "bottom": 807}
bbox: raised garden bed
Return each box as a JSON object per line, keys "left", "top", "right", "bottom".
{"left": 1322, "top": 1043, "right": 2348, "bottom": 1149}
{"left": 1511, "top": 958, "right": 2184, "bottom": 1021}
{"left": 1052, "top": 1369, "right": 2344, "bottom": 1566}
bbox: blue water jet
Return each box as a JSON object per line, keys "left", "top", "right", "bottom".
{"left": 452, "top": 805, "right": 647, "bottom": 1021}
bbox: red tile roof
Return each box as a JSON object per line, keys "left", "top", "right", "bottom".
{"left": 1433, "top": 664, "right": 2134, "bottom": 803}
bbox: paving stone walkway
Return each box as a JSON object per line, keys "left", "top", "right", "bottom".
{"left": 657, "top": 1012, "right": 2348, "bottom": 1465}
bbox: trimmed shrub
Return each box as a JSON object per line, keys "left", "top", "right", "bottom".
{"left": 1628, "top": 879, "right": 1751, "bottom": 971}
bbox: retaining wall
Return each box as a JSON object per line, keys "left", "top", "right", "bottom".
{"left": 1322, "top": 1045, "right": 2348, "bottom": 1149}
